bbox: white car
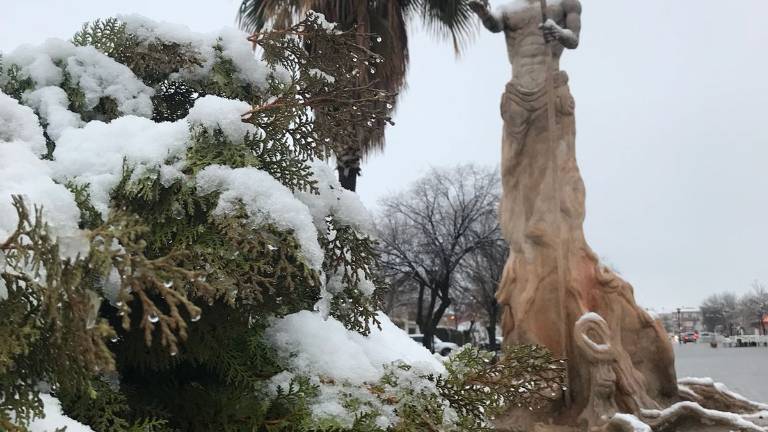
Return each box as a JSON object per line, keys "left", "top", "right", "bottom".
{"left": 409, "top": 334, "right": 459, "bottom": 356}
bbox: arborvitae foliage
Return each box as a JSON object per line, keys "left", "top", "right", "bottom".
{"left": 322, "top": 218, "right": 383, "bottom": 334}
{"left": 0, "top": 12, "right": 565, "bottom": 431}
{"left": 0, "top": 197, "right": 194, "bottom": 431}
{"left": 0, "top": 59, "right": 34, "bottom": 101}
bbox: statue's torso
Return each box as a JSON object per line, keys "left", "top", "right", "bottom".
{"left": 502, "top": 1, "right": 568, "bottom": 88}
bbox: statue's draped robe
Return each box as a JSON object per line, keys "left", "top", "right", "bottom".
{"left": 495, "top": 69, "right": 679, "bottom": 422}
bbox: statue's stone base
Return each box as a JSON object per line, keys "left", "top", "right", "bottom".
{"left": 494, "top": 374, "right": 768, "bottom": 432}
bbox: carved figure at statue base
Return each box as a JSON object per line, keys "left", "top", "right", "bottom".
{"left": 469, "top": 0, "right": 768, "bottom": 430}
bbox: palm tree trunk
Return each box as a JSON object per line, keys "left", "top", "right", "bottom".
{"left": 335, "top": 131, "right": 362, "bottom": 191}
{"left": 337, "top": 164, "right": 358, "bottom": 191}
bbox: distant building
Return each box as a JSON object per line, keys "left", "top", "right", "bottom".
{"left": 678, "top": 308, "right": 702, "bottom": 332}
{"left": 655, "top": 307, "right": 702, "bottom": 334}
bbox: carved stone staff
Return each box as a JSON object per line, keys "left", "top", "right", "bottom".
{"left": 539, "top": 0, "right": 572, "bottom": 408}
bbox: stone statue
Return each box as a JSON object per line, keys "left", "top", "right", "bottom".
{"left": 469, "top": 1, "right": 768, "bottom": 430}
{"left": 469, "top": 0, "right": 681, "bottom": 428}
{"left": 468, "top": 0, "right": 584, "bottom": 358}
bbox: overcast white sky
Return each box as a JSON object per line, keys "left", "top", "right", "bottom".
{"left": 2, "top": 0, "right": 766, "bottom": 311}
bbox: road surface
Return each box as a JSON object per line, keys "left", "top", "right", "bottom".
{"left": 674, "top": 342, "right": 768, "bottom": 402}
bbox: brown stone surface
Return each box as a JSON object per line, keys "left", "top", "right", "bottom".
{"left": 677, "top": 378, "right": 768, "bottom": 415}
{"left": 470, "top": 0, "right": 679, "bottom": 428}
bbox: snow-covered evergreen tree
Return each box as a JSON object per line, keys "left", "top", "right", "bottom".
{"left": 0, "top": 14, "right": 564, "bottom": 431}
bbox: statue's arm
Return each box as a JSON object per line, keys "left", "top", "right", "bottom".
{"left": 559, "top": 0, "right": 582, "bottom": 49}
{"left": 469, "top": 1, "right": 505, "bottom": 33}
{"left": 542, "top": 0, "right": 581, "bottom": 48}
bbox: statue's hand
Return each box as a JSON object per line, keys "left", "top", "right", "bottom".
{"left": 539, "top": 19, "right": 564, "bottom": 43}
{"left": 469, "top": 0, "right": 491, "bottom": 17}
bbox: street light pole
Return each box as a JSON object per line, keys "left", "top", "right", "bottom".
{"left": 677, "top": 307, "right": 682, "bottom": 344}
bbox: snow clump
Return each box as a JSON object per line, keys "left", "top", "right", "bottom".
{"left": 0, "top": 91, "right": 86, "bottom": 258}
{"left": 51, "top": 115, "right": 190, "bottom": 218}
{"left": 195, "top": 165, "right": 324, "bottom": 269}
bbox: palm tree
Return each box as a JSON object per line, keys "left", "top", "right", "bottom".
{"left": 238, "top": 0, "right": 476, "bottom": 191}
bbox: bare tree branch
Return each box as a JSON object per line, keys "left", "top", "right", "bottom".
{"left": 376, "top": 165, "right": 501, "bottom": 351}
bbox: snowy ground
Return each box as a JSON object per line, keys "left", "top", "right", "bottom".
{"left": 674, "top": 343, "right": 768, "bottom": 402}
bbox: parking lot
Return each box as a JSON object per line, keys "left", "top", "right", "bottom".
{"left": 674, "top": 342, "right": 768, "bottom": 402}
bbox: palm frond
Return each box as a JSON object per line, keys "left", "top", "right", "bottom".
{"left": 416, "top": 0, "right": 478, "bottom": 55}
{"left": 237, "top": 0, "right": 313, "bottom": 32}
{"left": 236, "top": 0, "right": 481, "bottom": 181}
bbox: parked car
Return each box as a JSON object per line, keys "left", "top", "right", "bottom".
{"left": 681, "top": 332, "right": 698, "bottom": 343}
{"left": 698, "top": 331, "right": 715, "bottom": 343}
{"left": 409, "top": 334, "right": 459, "bottom": 356}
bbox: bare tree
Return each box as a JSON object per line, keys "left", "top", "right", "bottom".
{"left": 377, "top": 165, "right": 499, "bottom": 351}
{"left": 699, "top": 282, "right": 768, "bottom": 335}
{"left": 455, "top": 233, "right": 507, "bottom": 350}
{"left": 700, "top": 292, "right": 739, "bottom": 334}
{"left": 738, "top": 281, "right": 768, "bottom": 335}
